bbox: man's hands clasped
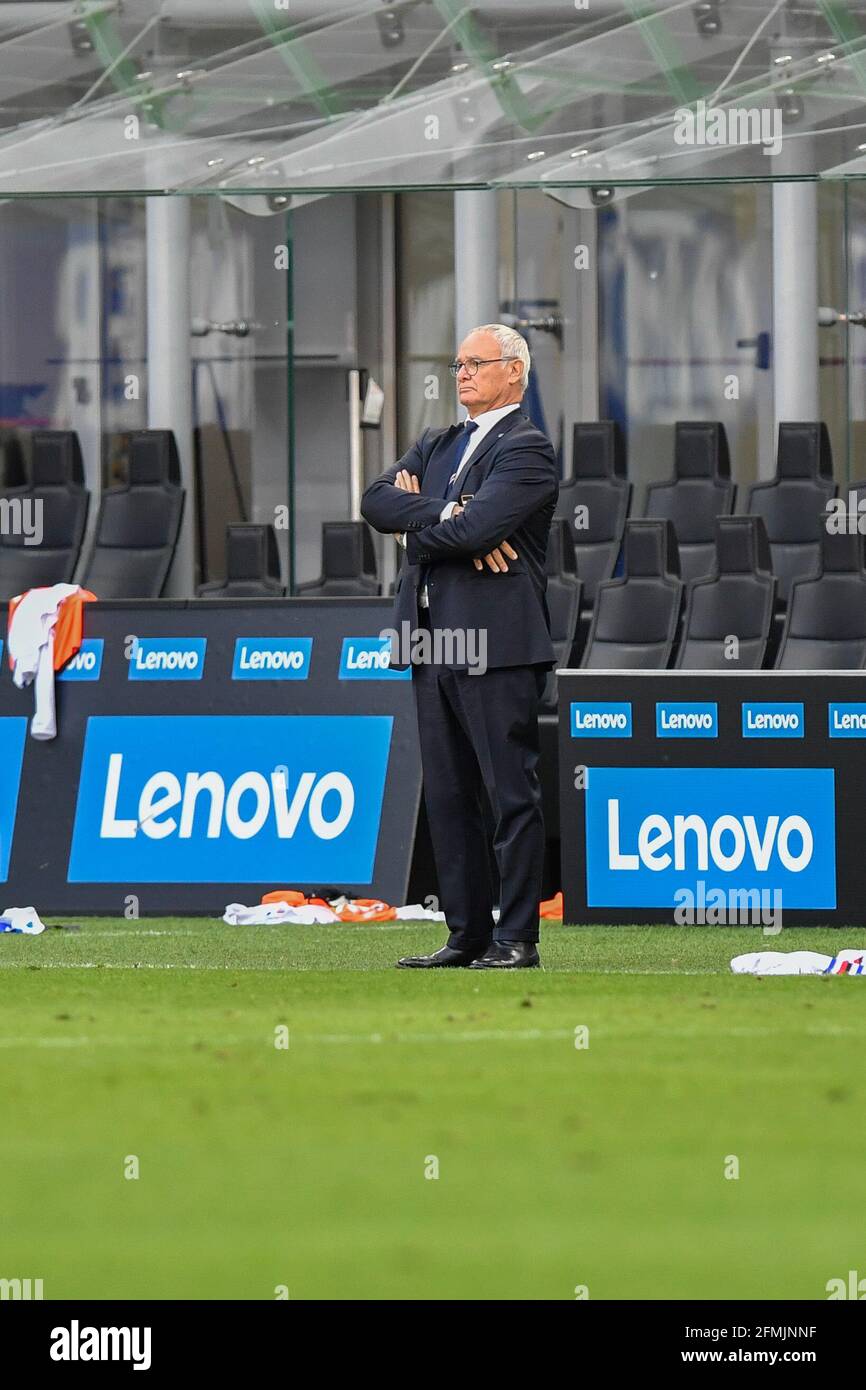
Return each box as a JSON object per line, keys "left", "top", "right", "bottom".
{"left": 393, "top": 468, "right": 518, "bottom": 573}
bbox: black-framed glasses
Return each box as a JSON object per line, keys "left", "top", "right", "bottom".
{"left": 448, "top": 355, "right": 520, "bottom": 378}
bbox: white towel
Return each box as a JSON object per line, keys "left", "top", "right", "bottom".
{"left": 223, "top": 901, "right": 448, "bottom": 926}
{"left": 1, "top": 906, "right": 46, "bottom": 935}
{"left": 7, "top": 583, "right": 81, "bottom": 740}
{"left": 223, "top": 902, "right": 340, "bottom": 925}
{"left": 731, "top": 949, "right": 866, "bottom": 976}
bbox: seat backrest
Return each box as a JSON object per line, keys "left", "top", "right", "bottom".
{"left": 0, "top": 432, "right": 26, "bottom": 488}
{"left": 0, "top": 430, "right": 89, "bottom": 598}
{"left": 296, "top": 520, "right": 380, "bottom": 597}
{"left": 643, "top": 422, "right": 734, "bottom": 582}
{"left": 540, "top": 520, "right": 582, "bottom": 710}
{"left": 778, "top": 420, "right": 834, "bottom": 479}
{"left": 581, "top": 519, "right": 683, "bottom": 669}
{"left": 555, "top": 421, "right": 630, "bottom": 605}
{"left": 676, "top": 516, "right": 776, "bottom": 669}
{"left": 776, "top": 530, "right": 866, "bottom": 669}
{"left": 197, "top": 524, "right": 285, "bottom": 598}
{"left": 842, "top": 479, "right": 866, "bottom": 536}
{"left": 740, "top": 423, "right": 836, "bottom": 603}
{"left": 81, "top": 430, "right": 184, "bottom": 599}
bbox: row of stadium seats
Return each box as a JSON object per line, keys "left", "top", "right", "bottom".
{"left": 558, "top": 515, "right": 866, "bottom": 673}
{"left": 281, "top": 418, "right": 855, "bottom": 607}
{"left": 0, "top": 428, "right": 369, "bottom": 601}
{"left": 2, "top": 420, "right": 855, "bottom": 614}
{"left": 560, "top": 418, "right": 842, "bottom": 606}
{"left": 0, "top": 430, "right": 183, "bottom": 600}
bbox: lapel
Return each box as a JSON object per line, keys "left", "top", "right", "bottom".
{"left": 421, "top": 425, "right": 463, "bottom": 498}
{"left": 451, "top": 409, "right": 525, "bottom": 495}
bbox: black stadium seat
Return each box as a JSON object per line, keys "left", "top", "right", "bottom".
{"left": 555, "top": 421, "right": 630, "bottom": 608}
{"left": 775, "top": 530, "right": 866, "bottom": 670}
{"left": 297, "top": 521, "right": 380, "bottom": 597}
{"left": 642, "top": 421, "right": 734, "bottom": 582}
{"left": 675, "top": 517, "right": 776, "bottom": 669}
{"left": 81, "top": 430, "right": 184, "bottom": 599}
{"left": 581, "top": 519, "right": 683, "bottom": 669}
{"left": 0, "top": 430, "right": 89, "bottom": 597}
{"left": 540, "top": 519, "right": 582, "bottom": 710}
{"left": 779, "top": 419, "right": 834, "bottom": 479}
{"left": 739, "top": 422, "right": 836, "bottom": 604}
{"left": 198, "top": 524, "right": 285, "bottom": 598}
{"left": 0, "top": 431, "right": 25, "bottom": 488}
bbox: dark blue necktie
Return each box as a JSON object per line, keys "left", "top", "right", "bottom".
{"left": 418, "top": 420, "right": 479, "bottom": 605}
{"left": 443, "top": 419, "right": 479, "bottom": 498}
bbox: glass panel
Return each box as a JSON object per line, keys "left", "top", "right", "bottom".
{"left": 291, "top": 192, "right": 360, "bottom": 587}
{"left": 597, "top": 184, "right": 768, "bottom": 490}
{"left": 0, "top": 192, "right": 292, "bottom": 595}
{"left": 845, "top": 181, "right": 866, "bottom": 484}
{"left": 3, "top": 3, "right": 866, "bottom": 194}
{"left": 817, "top": 182, "right": 850, "bottom": 481}
{"left": 188, "top": 199, "right": 293, "bottom": 588}
{"left": 0, "top": 197, "right": 103, "bottom": 495}
{"left": 397, "top": 190, "right": 455, "bottom": 446}
{"left": 100, "top": 197, "right": 148, "bottom": 489}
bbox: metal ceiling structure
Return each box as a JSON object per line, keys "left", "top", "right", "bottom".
{"left": 0, "top": 1, "right": 866, "bottom": 195}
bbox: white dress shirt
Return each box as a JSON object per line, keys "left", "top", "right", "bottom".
{"left": 403, "top": 403, "right": 522, "bottom": 607}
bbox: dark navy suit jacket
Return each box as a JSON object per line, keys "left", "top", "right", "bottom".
{"left": 361, "top": 410, "right": 559, "bottom": 670}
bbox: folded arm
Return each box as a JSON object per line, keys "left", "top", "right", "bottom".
{"left": 405, "top": 447, "right": 557, "bottom": 564}
{"left": 360, "top": 433, "right": 447, "bottom": 535}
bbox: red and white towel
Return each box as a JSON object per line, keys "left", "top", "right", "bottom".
{"left": 7, "top": 584, "right": 97, "bottom": 739}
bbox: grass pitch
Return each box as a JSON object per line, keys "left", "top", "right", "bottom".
{"left": 1, "top": 919, "right": 864, "bottom": 1301}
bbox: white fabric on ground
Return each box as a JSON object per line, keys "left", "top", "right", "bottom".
{"left": 731, "top": 949, "right": 866, "bottom": 976}
{"left": 1, "top": 906, "right": 46, "bottom": 935}
{"left": 393, "top": 904, "right": 446, "bottom": 921}
{"left": 223, "top": 902, "right": 448, "bottom": 926}
{"left": 223, "top": 902, "right": 339, "bottom": 925}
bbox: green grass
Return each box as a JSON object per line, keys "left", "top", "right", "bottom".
{"left": 1, "top": 919, "right": 865, "bottom": 1300}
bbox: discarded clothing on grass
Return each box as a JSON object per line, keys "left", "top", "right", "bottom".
{"left": 224, "top": 888, "right": 566, "bottom": 927}
{"left": 731, "top": 949, "right": 866, "bottom": 976}
{"left": 540, "top": 891, "right": 563, "bottom": 920}
{"left": 223, "top": 895, "right": 447, "bottom": 926}
{"left": 0, "top": 906, "right": 46, "bottom": 935}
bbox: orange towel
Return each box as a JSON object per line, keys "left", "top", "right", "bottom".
{"left": 539, "top": 891, "right": 563, "bottom": 920}
{"left": 336, "top": 899, "right": 397, "bottom": 924}
{"left": 263, "top": 888, "right": 562, "bottom": 924}
{"left": 8, "top": 587, "right": 97, "bottom": 672}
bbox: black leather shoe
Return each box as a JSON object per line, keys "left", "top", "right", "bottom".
{"left": 469, "top": 941, "right": 540, "bottom": 970}
{"left": 396, "top": 945, "right": 485, "bottom": 969}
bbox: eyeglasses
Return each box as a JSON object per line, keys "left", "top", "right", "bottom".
{"left": 448, "top": 355, "right": 520, "bottom": 378}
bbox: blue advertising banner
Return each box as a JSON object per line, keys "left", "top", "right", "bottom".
{"left": 69, "top": 714, "right": 393, "bottom": 884}
{"left": 585, "top": 765, "right": 835, "bottom": 908}
{"left": 0, "top": 599, "right": 422, "bottom": 913}
{"left": 0, "top": 717, "right": 27, "bottom": 881}
{"left": 559, "top": 673, "right": 866, "bottom": 925}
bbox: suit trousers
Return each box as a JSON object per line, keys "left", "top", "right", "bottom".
{"left": 412, "top": 609, "right": 547, "bottom": 949}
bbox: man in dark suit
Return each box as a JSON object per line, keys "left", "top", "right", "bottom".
{"left": 361, "top": 324, "right": 558, "bottom": 969}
